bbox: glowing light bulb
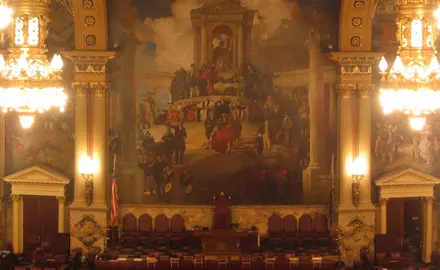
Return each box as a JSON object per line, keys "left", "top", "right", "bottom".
{"left": 393, "top": 55, "right": 404, "bottom": 73}
{"left": 19, "top": 114, "right": 35, "bottom": 129}
{"left": 430, "top": 55, "right": 440, "bottom": 73}
{"left": 0, "top": 3, "right": 12, "bottom": 29}
{"left": 17, "top": 51, "right": 28, "bottom": 69}
{"left": 435, "top": 7, "right": 440, "bottom": 28}
{"left": 379, "top": 56, "right": 388, "bottom": 72}
{"left": 0, "top": 54, "right": 5, "bottom": 70}
{"left": 409, "top": 117, "right": 426, "bottom": 131}
{"left": 50, "top": 54, "right": 63, "bottom": 71}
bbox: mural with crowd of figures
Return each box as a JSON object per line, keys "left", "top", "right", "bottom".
{"left": 4, "top": 2, "right": 75, "bottom": 195}
{"left": 107, "top": 0, "right": 338, "bottom": 205}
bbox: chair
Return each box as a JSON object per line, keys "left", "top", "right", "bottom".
{"left": 264, "top": 257, "right": 276, "bottom": 268}
{"left": 311, "top": 256, "right": 322, "bottom": 268}
{"left": 288, "top": 257, "right": 299, "bottom": 268}
{"left": 217, "top": 255, "right": 229, "bottom": 268}
{"left": 193, "top": 254, "right": 204, "bottom": 268}
{"left": 241, "top": 255, "right": 252, "bottom": 268}
{"left": 170, "top": 257, "right": 180, "bottom": 267}
{"left": 146, "top": 256, "right": 157, "bottom": 267}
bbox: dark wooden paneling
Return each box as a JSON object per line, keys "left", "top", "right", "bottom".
{"left": 404, "top": 198, "right": 421, "bottom": 237}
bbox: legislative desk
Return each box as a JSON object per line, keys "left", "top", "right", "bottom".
{"left": 192, "top": 230, "right": 257, "bottom": 254}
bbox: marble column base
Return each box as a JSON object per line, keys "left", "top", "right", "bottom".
{"left": 336, "top": 207, "right": 376, "bottom": 265}
{"left": 302, "top": 167, "right": 330, "bottom": 204}
{"left": 69, "top": 204, "right": 108, "bottom": 253}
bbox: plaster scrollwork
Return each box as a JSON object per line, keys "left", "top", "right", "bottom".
{"left": 336, "top": 84, "right": 357, "bottom": 98}
{"left": 358, "top": 84, "right": 375, "bottom": 98}
{"left": 90, "top": 82, "right": 111, "bottom": 97}
{"left": 73, "top": 82, "right": 89, "bottom": 97}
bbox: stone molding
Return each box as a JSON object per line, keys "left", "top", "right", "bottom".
{"left": 329, "top": 52, "right": 383, "bottom": 75}
{"left": 61, "top": 51, "right": 116, "bottom": 74}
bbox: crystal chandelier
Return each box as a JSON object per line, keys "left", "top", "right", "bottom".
{"left": 0, "top": 0, "right": 66, "bottom": 129}
{"left": 378, "top": 0, "right": 440, "bottom": 130}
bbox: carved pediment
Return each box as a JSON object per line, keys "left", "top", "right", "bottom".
{"left": 199, "top": 0, "right": 246, "bottom": 13}
{"left": 375, "top": 168, "right": 440, "bottom": 187}
{"left": 3, "top": 164, "right": 70, "bottom": 185}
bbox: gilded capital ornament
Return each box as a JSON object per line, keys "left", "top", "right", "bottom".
{"left": 380, "top": 198, "right": 388, "bottom": 206}
{"left": 423, "top": 196, "right": 435, "bottom": 203}
{"left": 11, "top": 194, "right": 22, "bottom": 202}
{"left": 358, "top": 84, "right": 375, "bottom": 99}
{"left": 73, "top": 82, "right": 89, "bottom": 97}
{"left": 90, "top": 82, "right": 111, "bottom": 97}
{"left": 57, "top": 196, "right": 66, "bottom": 205}
{"left": 336, "top": 84, "right": 357, "bottom": 98}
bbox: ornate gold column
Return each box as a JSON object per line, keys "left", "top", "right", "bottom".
{"left": 90, "top": 82, "right": 110, "bottom": 208}
{"left": 63, "top": 50, "right": 115, "bottom": 252}
{"left": 424, "top": 196, "right": 434, "bottom": 263}
{"left": 0, "top": 112, "right": 5, "bottom": 248}
{"left": 72, "top": 83, "right": 88, "bottom": 206}
{"left": 11, "top": 195, "right": 21, "bottom": 254}
{"left": 336, "top": 84, "right": 356, "bottom": 206}
{"left": 358, "top": 84, "right": 374, "bottom": 207}
{"left": 57, "top": 197, "right": 66, "bottom": 233}
{"left": 328, "top": 84, "right": 337, "bottom": 138}
{"left": 330, "top": 52, "right": 382, "bottom": 264}
{"left": 379, "top": 198, "right": 388, "bottom": 234}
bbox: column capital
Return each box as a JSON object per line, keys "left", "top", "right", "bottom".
{"left": 73, "top": 82, "right": 89, "bottom": 97}
{"left": 357, "top": 84, "right": 375, "bottom": 99}
{"left": 329, "top": 52, "right": 384, "bottom": 75}
{"left": 61, "top": 50, "right": 116, "bottom": 82}
{"left": 423, "top": 196, "right": 435, "bottom": 203}
{"left": 336, "top": 83, "right": 357, "bottom": 98}
{"left": 11, "top": 194, "right": 21, "bottom": 202}
{"left": 380, "top": 198, "right": 388, "bottom": 206}
{"left": 57, "top": 196, "right": 66, "bottom": 205}
{"left": 90, "top": 82, "right": 111, "bottom": 97}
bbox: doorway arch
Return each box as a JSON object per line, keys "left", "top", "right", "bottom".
{"left": 376, "top": 167, "right": 440, "bottom": 263}
{"left": 4, "top": 165, "right": 70, "bottom": 254}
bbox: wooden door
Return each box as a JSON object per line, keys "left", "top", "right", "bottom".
{"left": 387, "top": 198, "right": 405, "bottom": 238}
{"left": 23, "top": 196, "right": 58, "bottom": 248}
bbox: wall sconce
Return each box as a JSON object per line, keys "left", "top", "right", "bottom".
{"left": 350, "top": 156, "right": 366, "bottom": 208}
{"left": 79, "top": 156, "right": 97, "bottom": 207}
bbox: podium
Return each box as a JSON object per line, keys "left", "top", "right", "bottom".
{"left": 193, "top": 230, "right": 248, "bottom": 254}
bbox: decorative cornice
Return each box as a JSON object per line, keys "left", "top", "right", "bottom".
{"left": 358, "top": 84, "right": 375, "bottom": 98}
{"left": 73, "top": 82, "right": 89, "bottom": 97}
{"left": 336, "top": 84, "right": 357, "bottom": 98}
{"left": 90, "top": 82, "right": 111, "bottom": 97}
{"left": 61, "top": 51, "right": 117, "bottom": 74}
{"left": 329, "top": 52, "right": 384, "bottom": 75}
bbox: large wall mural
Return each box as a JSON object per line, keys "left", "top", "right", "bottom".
{"left": 109, "top": 0, "right": 338, "bottom": 205}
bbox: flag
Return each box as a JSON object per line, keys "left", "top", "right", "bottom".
{"left": 329, "top": 154, "right": 335, "bottom": 228}
{"left": 111, "top": 174, "right": 119, "bottom": 226}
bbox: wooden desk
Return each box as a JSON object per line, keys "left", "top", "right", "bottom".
{"left": 192, "top": 230, "right": 249, "bottom": 254}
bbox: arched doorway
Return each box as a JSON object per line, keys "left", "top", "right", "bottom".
{"left": 4, "top": 165, "right": 70, "bottom": 254}
{"left": 376, "top": 168, "right": 440, "bottom": 263}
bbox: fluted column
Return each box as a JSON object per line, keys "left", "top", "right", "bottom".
{"left": 0, "top": 112, "right": 5, "bottom": 248}
{"left": 201, "top": 21, "right": 207, "bottom": 65}
{"left": 12, "top": 195, "right": 21, "bottom": 254}
{"left": 424, "top": 197, "right": 434, "bottom": 263}
{"left": 90, "top": 82, "right": 109, "bottom": 208}
{"left": 73, "top": 83, "right": 88, "bottom": 205}
{"left": 380, "top": 198, "right": 388, "bottom": 234}
{"left": 238, "top": 22, "right": 244, "bottom": 66}
{"left": 337, "top": 84, "right": 356, "bottom": 206}
{"left": 328, "top": 84, "right": 337, "bottom": 138}
{"left": 358, "top": 85, "right": 373, "bottom": 206}
{"left": 57, "top": 197, "right": 66, "bottom": 233}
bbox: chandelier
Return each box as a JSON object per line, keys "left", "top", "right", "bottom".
{"left": 0, "top": 0, "right": 66, "bottom": 129}
{"left": 378, "top": 0, "right": 440, "bottom": 130}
